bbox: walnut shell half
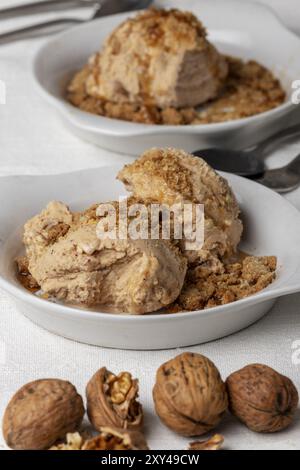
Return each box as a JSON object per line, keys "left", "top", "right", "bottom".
{"left": 82, "top": 426, "right": 148, "bottom": 450}
{"left": 226, "top": 364, "right": 299, "bottom": 433}
{"left": 153, "top": 352, "right": 228, "bottom": 436}
{"left": 3, "top": 379, "right": 85, "bottom": 450}
{"left": 86, "top": 367, "right": 143, "bottom": 431}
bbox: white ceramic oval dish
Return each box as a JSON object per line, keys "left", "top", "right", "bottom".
{"left": 33, "top": 0, "right": 300, "bottom": 155}
{"left": 0, "top": 166, "right": 300, "bottom": 350}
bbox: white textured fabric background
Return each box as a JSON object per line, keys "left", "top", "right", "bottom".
{"left": 0, "top": 0, "right": 300, "bottom": 450}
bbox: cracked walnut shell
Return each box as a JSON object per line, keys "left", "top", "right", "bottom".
{"left": 226, "top": 363, "right": 299, "bottom": 433}
{"left": 82, "top": 426, "right": 148, "bottom": 450}
{"left": 86, "top": 367, "right": 143, "bottom": 431}
{"left": 153, "top": 352, "right": 228, "bottom": 436}
{"left": 3, "top": 379, "right": 85, "bottom": 450}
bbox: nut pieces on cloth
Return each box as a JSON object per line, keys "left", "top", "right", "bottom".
{"left": 188, "top": 434, "right": 224, "bottom": 451}
{"left": 50, "top": 427, "right": 148, "bottom": 450}
{"left": 2, "top": 357, "right": 299, "bottom": 450}
{"left": 82, "top": 427, "right": 148, "bottom": 450}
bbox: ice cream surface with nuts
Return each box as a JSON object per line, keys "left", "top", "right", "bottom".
{"left": 21, "top": 200, "right": 187, "bottom": 313}
{"left": 18, "top": 148, "right": 276, "bottom": 314}
{"left": 84, "top": 8, "right": 228, "bottom": 109}
{"left": 67, "top": 8, "right": 285, "bottom": 124}
{"left": 118, "top": 147, "right": 243, "bottom": 263}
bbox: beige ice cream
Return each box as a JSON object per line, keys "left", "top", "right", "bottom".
{"left": 20, "top": 149, "right": 277, "bottom": 314}
{"left": 23, "top": 201, "right": 187, "bottom": 313}
{"left": 23, "top": 201, "right": 73, "bottom": 263}
{"left": 85, "top": 8, "right": 228, "bottom": 109}
{"left": 118, "top": 148, "right": 243, "bottom": 271}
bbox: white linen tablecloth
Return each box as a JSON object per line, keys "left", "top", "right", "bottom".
{"left": 0, "top": 0, "right": 300, "bottom": 450}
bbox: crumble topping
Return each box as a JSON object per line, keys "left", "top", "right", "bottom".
{"left": 16, "top": 149, "right": 277, "bottom": 313}
{"left": 67, "top": 56, "right": 285, "bottom": 125}
{"left": 166, "top": 255, "right": 277, "bottom": 312}
{"left": 16, "top": 256, "right": 40, "bottom": 293}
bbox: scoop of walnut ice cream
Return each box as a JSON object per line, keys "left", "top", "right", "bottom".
{"left": 118, "top": 148, "right": 243, "bottom": 272}
{"left": 22, "top": 201, "right": 187, "bottom": 313}
{"left": 85, "top": 8, "right": 228, "bottom": 109}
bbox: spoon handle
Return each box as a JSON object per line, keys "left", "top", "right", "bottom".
{"left": 287, "top": 153, "right": 300, "bottom": 174}
{"left": 0, "top": 0, "right": 97, "bottom": 19}
{"left": 255, "top": 123, "right": 300, "bottom": 156}
{"left": 255, "top": 153, "right": 300, "bottom": 193}
{"left": 0, "top": 18, "right": 83, "bottom": 45}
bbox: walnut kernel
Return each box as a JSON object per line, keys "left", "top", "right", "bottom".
{"left": 189, "top": 434, "right": 224, "bottom": 450}
{"left": 82, "top": 427, "right": 148, "bottom": 450}
{"left": 50, "top": 432, "right": 84, "bottom": 450}
{"left": 86, "top": 367, "right": 143, "bottom": 431}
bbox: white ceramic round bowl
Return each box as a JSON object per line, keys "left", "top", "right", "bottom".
{"left": 0, "top": 166, "right": 300, "bottom": 350}
{"left": 32, "top": 0, "right": 300, "bottom": 155}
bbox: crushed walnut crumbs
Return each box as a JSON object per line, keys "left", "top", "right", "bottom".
{"left": 67, "top": 56, "right": 285, "bottom": 125}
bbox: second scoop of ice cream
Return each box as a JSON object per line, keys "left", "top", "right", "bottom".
{"left": 86, "top": 8, "right": 228, "bottom": 109}
{"left": 22, "top": 201, "right": 187, "bottom": 313}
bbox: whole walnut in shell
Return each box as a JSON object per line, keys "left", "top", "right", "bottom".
{"left": 86, "top": 367, "right": 143, "bottom": 431}
{"left": 82, "top": 426, "right": 148, "bottom": 450}
{"left": 153, "top": 352, "right": 228, "bottom": 436}
{"left": 3, "top": 379, "right": 85, "bottom": 450}
{"left": 226, "top": 364, "right": 299, "bottom": 433}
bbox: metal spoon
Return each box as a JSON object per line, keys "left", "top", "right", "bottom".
{"left": 255, "top": 153, "right": 300, "bottom": 193}
{"left": 0, "top": 0, "right": 98, "bottom": 19}
{"left": 0, "top": 0, "right": 153, "bottom": 44}
{"left": 192, "top": 123, "right": 300, "bottom": 177}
